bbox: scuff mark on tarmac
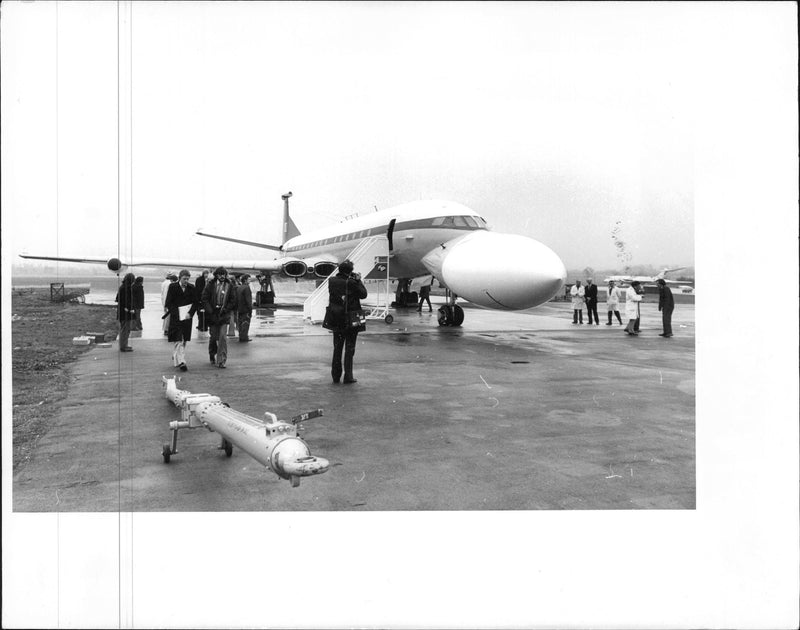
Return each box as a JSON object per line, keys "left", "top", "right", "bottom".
{"left": 355, "top": 471, "right": 365, "bottom": 483}
{"left": 479, "top": 375, "right": 492, "bottom": 389}
{"left": 605, "top": 466, "right": 622, "bottom": 479}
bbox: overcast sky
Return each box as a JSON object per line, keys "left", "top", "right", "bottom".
{"left": 2, "top": 4, "right": 799, "bottom": 627}
{"left": 0, "top": 0, "right": 721, "bottom": 272}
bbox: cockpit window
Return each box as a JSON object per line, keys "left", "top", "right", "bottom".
{"left": 431, "top": 215, "right": 484, "bottom": 228}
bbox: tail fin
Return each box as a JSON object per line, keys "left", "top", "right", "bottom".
{"left": 282, "top": 192, "right": 301, "bottom": 244}
{"left": 656, "top": 267, "right": 685, "bottom": 279}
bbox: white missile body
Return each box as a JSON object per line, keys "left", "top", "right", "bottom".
{"left": 162, "top": 377, "right": 329, "bottom": 486}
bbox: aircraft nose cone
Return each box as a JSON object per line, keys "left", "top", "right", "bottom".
{"left": 440, "top": 232, "right": 566, "bottom": 310}
{"left": 522, "top": 241, "right": 568, "bottom": 307}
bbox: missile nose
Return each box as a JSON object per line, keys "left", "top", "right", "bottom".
{"left": 439, "top": 232, "right": 567, "bottom": 310}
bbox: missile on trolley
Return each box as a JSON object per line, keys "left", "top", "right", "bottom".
{"left": 161, "top": 376, "right": 329, "bottom": 487}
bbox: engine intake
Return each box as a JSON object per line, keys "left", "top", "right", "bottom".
{"left": 313, "top": 261, "right": 338, "bottom": 278}
{"left": 282, "top": 260, "right": 308, "bottom": 277}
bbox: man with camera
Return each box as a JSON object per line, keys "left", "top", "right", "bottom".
{"left": 327, "top": 260, "right": 368, "bottom": 384}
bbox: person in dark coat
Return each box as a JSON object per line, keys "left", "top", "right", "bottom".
{"left": 115, "top": 272, "right": 137, "bottom": 352}
{"left": 584, "top": 278, "right": 599, "bottom": 325}
{"left": 328, "top": 260, "right": 368, "bottom": 384}
{"left": 165, "top": 269, "right": 199, "bottom": 371}
{"left": 131, "top": 276, "right": 145, "bottom": 331}
{"left": 201, "top": 266, "right": 236, "bottom": 368}
{"left": 195, "top": 269, "right": 209, "bottom": 332}
{"left": 657, "top": 278, "right": 675, "bottom": 337}
{"left": 236, "top": 273, "right": 253, "bottom": 342}
{"left": 417, "top": 279, "right": 433, "bottom": 312}
{"left": 226, "top": 275, "right": 239, "bottom": 337}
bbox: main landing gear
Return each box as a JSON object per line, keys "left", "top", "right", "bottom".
{"left": 437, "top": 289, "right": 464, "bottom": 327}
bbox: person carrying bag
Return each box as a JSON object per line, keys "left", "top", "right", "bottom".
{"left": 326, "top": 260, "right": 367, "bottom": 384}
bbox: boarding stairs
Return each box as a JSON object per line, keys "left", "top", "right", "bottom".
{"left": 303, "top": 236, "right": 390, "bottom": 324}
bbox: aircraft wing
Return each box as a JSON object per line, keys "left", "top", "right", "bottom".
{"left": 19, "top": 254, "right": 117, "bottom": 266}
{"left": 19, "top": 252, "right": 291, "bottom": 275}
{"left": 195, "top": 230, "right": 282, "bottom": 251}
{"left": 18, "top": 252, "right": 339, "bottom": 279}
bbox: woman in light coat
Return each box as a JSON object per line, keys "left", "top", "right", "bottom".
{"left": 570, "top": 280, "right": 585, "bottom": 324}
{"left": 605, "top": 280, "right": 623, "bottom": 325}
{"left": 624, "top": 282, "right": 642, "bottom": 335}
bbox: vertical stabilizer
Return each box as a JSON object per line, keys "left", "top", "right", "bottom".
{"left": 657, "top": 267, "right": 685, "bottom": 279}
{"left": 282, "top": 192, "right": 301, "bottom": 244}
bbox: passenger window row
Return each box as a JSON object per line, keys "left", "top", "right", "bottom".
{"left": 289, "top": 215, "right": 486, "bottom": 252}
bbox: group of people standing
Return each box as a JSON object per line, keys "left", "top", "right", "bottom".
{"left": 197, "top": 267, "right": 253, "bottom": 369}
{"left": 116, "top": 267, "right": 254, "bottom": 370}
{"left": 570, "top": 277, "right": 674, "bottom": 337}
{"left": 115, "top": 262, "right": 372, "bottom": 383}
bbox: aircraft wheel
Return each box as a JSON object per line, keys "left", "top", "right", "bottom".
{"left": 437, "top": 305, "right": 452, "bottom": 326}
{"left": 223, "top": 439, "right": 233, "bottom": 457}
{"left": 451, "top": 305, "right": 464, "bottom": 327}
{"left": 162, "top": 444, "right": 171, "bottom": 464}
{"left": 384, "top": 314, "right": 394, "bottom": 324}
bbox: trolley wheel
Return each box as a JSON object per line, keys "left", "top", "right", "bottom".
{"left": 223, "top": 439, "right": 233, "bottom": 457}
{"left": 451, "top": 304, "right": 464, "bottom": 327}
{"left": 162, "top": 444, "right": 171, "bottom": 463}
{"left": 384, "top": 314, "right": 394, "bottom": 324}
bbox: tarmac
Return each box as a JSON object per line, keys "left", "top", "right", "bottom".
{"left": 13, "top": 293, "right": 695, "bottom": 511}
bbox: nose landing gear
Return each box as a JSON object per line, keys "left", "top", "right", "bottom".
{"left": 437, "top": 288, "right": 464, "bottom": 327}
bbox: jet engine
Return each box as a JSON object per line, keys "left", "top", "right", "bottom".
{"left": 281, "top": 259, "right": 308, "bottom": 278}
{"left": 312, "top": 261, "right": 338, "bottom": 278}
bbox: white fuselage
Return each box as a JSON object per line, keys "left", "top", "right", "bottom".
{"left": 282, "top": 200, "right": 487, "bottom": 279}
{"left": 284, "top": 200, "right": 567, "bottom": 310}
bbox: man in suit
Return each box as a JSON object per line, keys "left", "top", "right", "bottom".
{"left": 584, "top": 278, "right": 599, "bottom": 325}
{"left": 657, "top": 278, "right": 675, "bottom": 337}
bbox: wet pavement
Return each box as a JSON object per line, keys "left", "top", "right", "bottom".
{"left": 13, "top": 294, "right": 695, "bottom": 511}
